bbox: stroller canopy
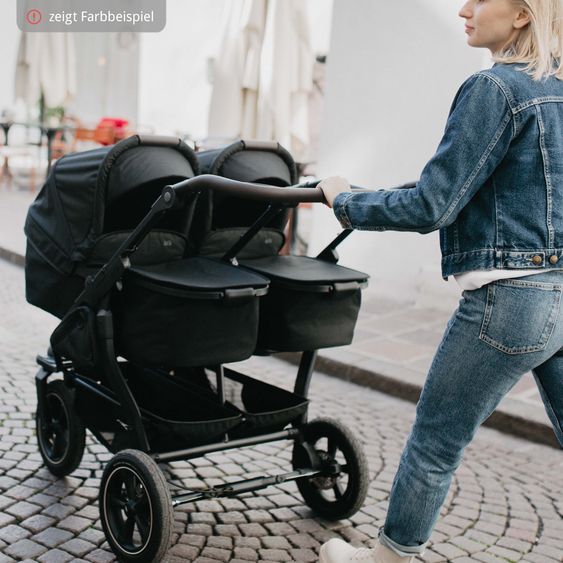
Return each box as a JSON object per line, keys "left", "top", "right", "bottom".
{"left": 195, "top": 140, "right": 298, "bottom": 236}
{"left": 25, "top": 135, "right": 199, "bottom": 275}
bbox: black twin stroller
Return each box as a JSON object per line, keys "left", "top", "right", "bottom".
{"left": 25, "top": 135, "right": 370, "bottom": 562}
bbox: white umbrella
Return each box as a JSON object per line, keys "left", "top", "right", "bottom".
{"left": 208, "top": 0, "right": 267, "bottom": 140}
{"left": 15, "top": 32, "right": 77, "bottom": 110}
{"left": 256, "top": 0, "right": 314, "bottom": 160}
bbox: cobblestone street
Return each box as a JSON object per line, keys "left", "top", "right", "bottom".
{"left": 0, "top": 259, "right": 562, "bottom": 562}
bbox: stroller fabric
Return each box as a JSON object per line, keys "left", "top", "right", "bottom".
{"left": 112, "top": 258, "right": 269, "bottom": 367}
{"left": 197, "top": 139, "right": 369, "bottom": 352}
{"left": 241, "top": 256, "right": 368, "bottom": 351}
{"left": 25, "top": 135, "right": 200, "bottom": 318}
{"left": 194, "top": 140, "right": 298, "bottom": 258}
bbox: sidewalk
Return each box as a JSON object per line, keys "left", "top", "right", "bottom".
{"left": 1, "top": 257, "right": 562, "bottom": 562}
{"left": 0, "top": 187, "right": 557, "bottom": 448}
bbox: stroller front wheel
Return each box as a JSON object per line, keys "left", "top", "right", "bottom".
{"left": 36, "top": 379, "right": 85, "bottom": 477}
{"left": 100, "top": 449, "right": 173, "bottom": 562}
{"left": 292, "top": 417, "right": 369, "bottom": 520}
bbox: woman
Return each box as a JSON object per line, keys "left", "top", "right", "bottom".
{"left": 318, "top": 1, "right": 563, "bottom": 562}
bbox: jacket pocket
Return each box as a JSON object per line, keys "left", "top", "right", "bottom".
{"left": 479, "top": 279, "right": 561, "bottom": 354}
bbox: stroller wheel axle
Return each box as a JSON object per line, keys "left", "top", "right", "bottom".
{"left": 171, "top": 467, "right": 321, "bottom": 507}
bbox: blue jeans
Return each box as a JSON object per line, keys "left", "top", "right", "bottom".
{"left": 379, "top": 271, "right": 563, "bottom": 557}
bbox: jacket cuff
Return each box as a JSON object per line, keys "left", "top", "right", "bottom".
{"left": 333, "top": 192, "right": 354, "bottom": 228}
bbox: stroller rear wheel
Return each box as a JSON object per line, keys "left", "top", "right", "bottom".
{"left": 292, "top": 417, "right": 369, "bottom": 520}
{"left": 100, "top": 450, "right": 173, "bottom": 562}
{"left": 36, "top": 379, "right": 85, "bottom": 477}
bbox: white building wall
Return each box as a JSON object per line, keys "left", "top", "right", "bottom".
{"left": 311, "top": 0, "right": 489, "bottom": 310}
{"left": 137, "top": 0, "right": 333, "bottom": 140}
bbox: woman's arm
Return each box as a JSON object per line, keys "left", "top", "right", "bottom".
{"left": 331, "top": 73, "right": 514, "bottom": 234}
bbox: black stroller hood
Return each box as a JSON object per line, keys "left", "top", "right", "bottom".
{"left": 24, "top": 135, "right": 199, "bottom": 275}
{"left": 193, "top": 140, "right": 298, "bottom": 257}
{"left": 197, "top": 139, "right": 298, "bottom": 186}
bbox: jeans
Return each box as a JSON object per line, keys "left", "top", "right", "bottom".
{"left": 378, "top": 271, "right": 563, "bottom": 557}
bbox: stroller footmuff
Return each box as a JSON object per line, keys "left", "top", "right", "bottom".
{"left": 113, "top": 257, "right": 268, "bottom": 366}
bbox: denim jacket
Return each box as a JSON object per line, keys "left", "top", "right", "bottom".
{"left": 333, "top": 63, "right": 563, "bottom": 280}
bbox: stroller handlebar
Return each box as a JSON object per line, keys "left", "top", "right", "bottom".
{"left": 169, "top": 174, "right": 326, "bottom": 204}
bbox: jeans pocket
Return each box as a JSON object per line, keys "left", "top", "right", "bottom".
{"left": 479, "top": 279, "right": 561, "bottom": 354}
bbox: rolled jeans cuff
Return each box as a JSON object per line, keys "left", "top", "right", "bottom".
{"left": 378, "top": 529, "right": 427, "bottom": 557}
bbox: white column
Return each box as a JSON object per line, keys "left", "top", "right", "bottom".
{"left": 312, "top": 0, "right": 488, "bottom": 310}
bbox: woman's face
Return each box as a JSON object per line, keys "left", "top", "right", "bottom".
{"left": 459, "top": 0, "right": 529, "bottom": 54}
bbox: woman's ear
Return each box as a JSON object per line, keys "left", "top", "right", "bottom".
{"left": 514, "top": 8, "right": 531, "bottom": 29}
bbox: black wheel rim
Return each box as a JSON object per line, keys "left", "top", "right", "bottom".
{"left": 39, "top": 393, "right": 70, "bottom": 464}
{"left": 309, "top": 436, "right": 351, "bottom": 503}
{"left": 104, "top": 466, "right": 153, "bottom": 556}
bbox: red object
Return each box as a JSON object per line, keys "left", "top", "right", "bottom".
{"left": 96, "top": 117, "right": 130, "bottom": 145}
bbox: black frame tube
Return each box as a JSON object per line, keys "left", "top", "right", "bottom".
{"left": 171, "top": 467, "right": 320, "bottom": 506}
{"left": 153, "top": 428, "right": 301, "bottom": 463}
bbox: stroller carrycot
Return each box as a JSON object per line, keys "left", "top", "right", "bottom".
{"left": 195, "top": 140, "right": 369, "bottom": 352}
{"left": 24, "top": 135, "right": 201, "bottom": 319}
{"left": 25, "top": 135, "right": 269, "bottom": 368}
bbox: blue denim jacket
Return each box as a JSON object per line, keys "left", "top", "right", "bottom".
{"left": 333, "top": 63, "right": 563, "bottom": 280}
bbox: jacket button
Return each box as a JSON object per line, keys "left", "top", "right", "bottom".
{"left": 532, "top": 255, "right": 543, "bottom": 265}
{"left": 550, "top": 255, "right": 559, "bottom": 264}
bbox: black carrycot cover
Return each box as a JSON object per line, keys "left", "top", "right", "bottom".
{"left": 194, "top": 140, "right": 298, "bottom": 258}
{"left": 25, "top": 135, "right": 200, "bottom": 317}
{"left": 241, "top": 256, "right": 369, "bottom": 352}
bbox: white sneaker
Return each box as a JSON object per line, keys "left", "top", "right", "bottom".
{"left": 319, "top": 538, "right": 414, "bottom": 563}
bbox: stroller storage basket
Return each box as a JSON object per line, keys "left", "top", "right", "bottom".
{"left": 224, "top": 368, "right": 309, "bottom": 436}
{"left": 241, "top": 256, "right": 369, "bottom": 352}
{"left": 180, "top": 367, "right": 309, "bottom": 437}
{"left": 113, "top": 257, "right": 269, "bottom": 367}
{"left": 74, "top": 364, "right": 243, "bottom": 452}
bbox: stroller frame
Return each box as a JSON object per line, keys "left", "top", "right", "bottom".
{"left": 34, "top": 175, "right": 366, "bottom": 562}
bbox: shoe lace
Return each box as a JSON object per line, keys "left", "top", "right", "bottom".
{"left": 351, "top": 547, "right": 375, "bottom": 561}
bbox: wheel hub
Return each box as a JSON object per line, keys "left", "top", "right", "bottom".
{"left": 311, "top": 450, "right": 342, "bottom": 490}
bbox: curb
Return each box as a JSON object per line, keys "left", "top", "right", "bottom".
{"left": 2, "top": 245, "right": 558, "bottom": 449}
{"left": 0, "top": 246, "right": 25, "bottom": 268}
{"left": 276, "top": 352, "right": 560, "bottom": 449}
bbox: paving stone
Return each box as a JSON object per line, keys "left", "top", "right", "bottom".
{"left": 38, "top": 549, "right": 75, "bottom": 563}
{"left": 234, "top": 546, "right": 259, "bottom": 560}
{"left": 200, "top": 546, "right": 231, "bottom": 561}
{"left": 20, "top": 514, "right": 57, "bottom": 534}
{"left": 57, "top": 515, "right": 92, "bottom": 534}
{"left": 0, "top": 259, "right": 562, "bottom": 562}
{"left": 169, "top": 543, "right": 200, "bottom": 560}
{"left": 4, "top": 539, "right": 48, "bottom": 559}
{"left": 32, "top": 527, "right": 74, "bottom": 548}
{"left": 258, "top": 548, "right": 290, "bottom": 561}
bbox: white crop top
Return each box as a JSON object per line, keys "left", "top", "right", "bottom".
{"left": 454, "top": 269, "right": 563, "bottom": 290}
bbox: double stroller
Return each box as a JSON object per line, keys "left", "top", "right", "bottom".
{"left": 25, "top": 135, "right": 370, "bottom": 562}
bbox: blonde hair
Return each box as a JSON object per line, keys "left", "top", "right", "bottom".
{"left": 493, "top": 0, "right": 563, "bottom": 80}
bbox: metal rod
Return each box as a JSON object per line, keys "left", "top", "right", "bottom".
{"left": 153, "top": 428, "right": 300, "bottom": 463}
{"left": 221, "top": 204, "right": 284, "bottom": 263}
{"left": 171, "top": 467, "right": 320, "bottom": 507}
{"left": 316, "top": 229, "right": 353, "bottom": 263}
{"left": 294, "top": 351, "right": 317, "bottom": 399}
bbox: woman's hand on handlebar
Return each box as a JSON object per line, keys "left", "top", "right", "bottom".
{"left": 317, "top": 176, "right": 351, "bottom": 208}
